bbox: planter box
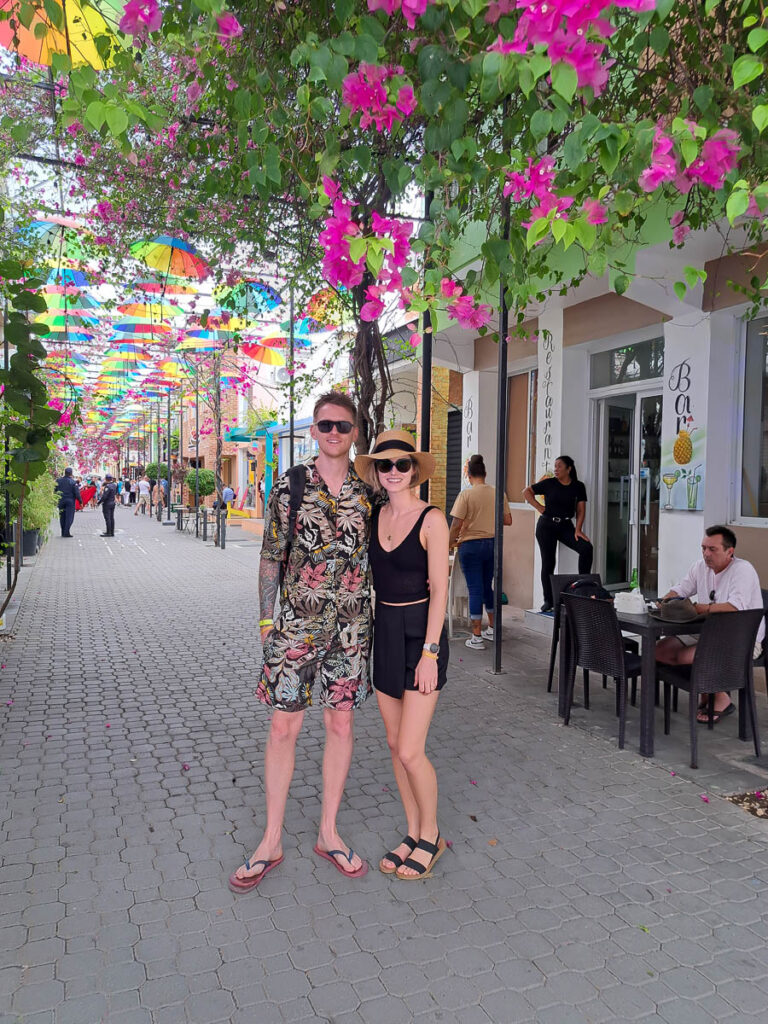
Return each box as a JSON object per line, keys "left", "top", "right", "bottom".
{"left": 22, "top": 529, "right": 40, "bottom": 557}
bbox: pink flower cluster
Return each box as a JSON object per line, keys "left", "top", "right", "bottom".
{"left": 118, "top": 0, "right": 162, "bottom": 43}
{"left": 367, "top": 0, "right": 435, "bottom": 30}
{"left": 504, "top": 156, "right": 573, "bottom": 221}
{"left": 341, "top": 64, "right": 416, "bottom": 132}
{"left": 441, "top": 279, "right": 494, "bottom": 331}
{"left": 359, "top": 211, "right": 414, "bottom": 321}
{"left": 639, "top": 126, "right": 740, "bottom": 194}
{"left": 215, "top": 13, "right": 243, "bottom": 44}
{"left": 486, "top": 0, "right": 655, "bottom": 96}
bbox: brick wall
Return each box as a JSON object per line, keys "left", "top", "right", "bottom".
{"left": 415, "top": 366, "right": 462, "bottom": 508}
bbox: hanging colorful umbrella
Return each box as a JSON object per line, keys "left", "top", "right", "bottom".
{"left": 304, "top": 286, "right": 348, "bottom": 327}
{"left": 185, "top": 328, "right": 237, "bottom": 344}
{"left": 215, "top": 279, "right": 283, "bottom": 317}
{"left": 239, "top": 343, "right": 287, "bottom": 367}
{"left": 21, "top": 217, "right": 86, "bottom": 259}
{"left": 133, "top": 273, "right": 199, "bottom": 296}
{"left": 112, "top": 321, "right": 172, "bottom": 335}
{"left": 130, "top": 236, "right": 209, "bottom": 280}
{"left": 116, "top": 302, "right": 179, "bottom": 319}
{"left": 38, "top": 328, "right": 95, "bottom": 343}
{"left": 36, "top": 311, "right": 100, "bottom": 328}
{"left": 46, "top": 266, "right": 90, "bottom": 287}
{"left": 0, "top": 0, "right": 123, "bottom": 69}
{"left": 43, "top": 290, "right": 100, "bottom": 311}
{"left": 175, "top": 337, "right": 221, "bottom": 354}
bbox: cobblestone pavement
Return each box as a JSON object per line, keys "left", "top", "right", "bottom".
{"left": 2, "top": 504, "right": 768, "bottom": 1024}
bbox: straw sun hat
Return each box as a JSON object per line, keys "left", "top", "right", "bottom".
{"left": 354, "top": 429, "right": 435, "bottom": 485}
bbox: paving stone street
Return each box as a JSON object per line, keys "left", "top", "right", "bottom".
{"left": 2, "top": 504, "right": 768, "bottom": 1024}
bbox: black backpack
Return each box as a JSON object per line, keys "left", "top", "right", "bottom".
{"left": 565, "top": 578, "right": 612, "bottom": 601}
{"left": 280, "top": 464, "right": 306, "bottom": 585}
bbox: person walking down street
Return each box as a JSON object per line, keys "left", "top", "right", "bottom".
{"left": 449, "top": 454, "right": 512, "bottom": 650}
{"left": 355, "top": 430, "right": 450, "bottom": 880}
{"left": 135, "top": 476, "right": 150, "bottom": 516}
{"left": 220, "top": 483, "right": 235, "bottom": 514}
{"left": 229, "top": 391, "right": 373, "bottom": 893}
{"left": 55, "top": 468, "right": 81, "bottom": 538}
{"left": 161, "top": 476, "right": 169, "bottom": 506}
{"left": 523, "top": 455, "right": 594, "bottom": 612}
{"left": 129, "top": 480, "right": 137, "bottom": 505}
{"left": 123, "top": 478, "right": 131, "bottom": 505}
{"left": 98, "top": 475, "right": 118, "bottom": 537}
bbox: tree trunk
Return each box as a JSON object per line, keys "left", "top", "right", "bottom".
{"left": 351, "top": 283, "right": 393, "bottom": 453}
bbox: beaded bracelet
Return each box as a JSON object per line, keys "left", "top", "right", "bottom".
{"left": 259, "top": 618, "right": 274, "bottom": 627}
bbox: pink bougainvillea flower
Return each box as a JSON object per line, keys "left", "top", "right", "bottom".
{"left": 700, "top": 793, "right": 709, "bottom": 803}
{"left": 368, "top": 0, "right": 434, "bottom": 29}
{"left": 215, "top": 13, "right": 243, "bottom": 43}
{"left": 408, "top": 332, "right": 422, "bottom": 348}
{"left": 440, "top": 278, "right": 462, "bottom": 298}
{"left": 638, "top": 128, "right": 678, "bottom": 192}
{"left": 447, "top": 295, "right": 494, "bottom": 330}
{"left": 360, "top": 284, "right": 386, "bottom": 322}
{"left": 686, "top": 129, "right": 740, "bottom": 190}
{"left": 186, "top": 81, "right": 203, "bottom": 107}
{"left": 342, "top": 63, "right": 417, "bottom": 132}
{"left": 119, "top": 0, "right": 162, "bottom": 42}
{"left": 582, "top": 198, "right": 608, "bottom": 225}
{"left": 396, "top": 84, "right": 417, "bottom": 116}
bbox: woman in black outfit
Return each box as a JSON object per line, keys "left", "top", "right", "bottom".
{"left": 355, "top": 430, "right": 450, "bottom": 881}
{"left": 523, "top": 455, "right": 593, "bottom": 612}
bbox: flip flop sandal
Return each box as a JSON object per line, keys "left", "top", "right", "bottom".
{"left": 228, "top": 854, "right": 284, "bottom": 893}
{"left": 697, "top": 701, "right": 735, "bottom": 725}
{"left": 313, "top": 845, "right": 369, "bottom": 878}
{"left": 379, "top": 835, "right": 417, "bottom": 875}
{"left": 396, "top": 835, "right": 447, "bottom": 881}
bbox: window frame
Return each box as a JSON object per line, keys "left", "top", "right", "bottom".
{"left": 731, "top": 312, "right": 768, "bottom": 528}
{"left": 506, "top": 364, "right": 538, "bottom": 509}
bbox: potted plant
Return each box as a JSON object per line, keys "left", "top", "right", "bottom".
{"left": 21, "top": 472, "right": 59, "bottom": 554}
{"left": 184, "top": 468, "right": 215, "bottom": 506}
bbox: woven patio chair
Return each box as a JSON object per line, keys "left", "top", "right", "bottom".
{"left": 561, "top": 593, "right": 642, "bottom": 749}
{"left": 659, "top": 608, "right": 763, "bottom": 770}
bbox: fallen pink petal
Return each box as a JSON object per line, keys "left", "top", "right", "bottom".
{"left": 700, "top": 794, "right": 709, "bottom": 803}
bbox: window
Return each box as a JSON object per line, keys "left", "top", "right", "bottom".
{"left": 506, "top": 369, "right": 537, "bottom": 499}
{"left": 740, "top": 316, "right": 768, "bottom": 519}
{"left": 590, "top": 338, "right": 664, "bottom": 388}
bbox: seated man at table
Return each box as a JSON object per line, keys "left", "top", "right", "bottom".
{"left": 655, "top": 525, "right": 765, "bottom": 723}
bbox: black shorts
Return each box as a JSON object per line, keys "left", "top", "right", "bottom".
{"left": 373, "top": 601, "right": 448, "bottom": 699}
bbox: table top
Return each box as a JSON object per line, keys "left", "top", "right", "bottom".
{"left": 614, "top": 608, "right": 706, "bottom": 637}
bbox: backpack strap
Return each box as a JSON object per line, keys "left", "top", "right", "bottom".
{"left": 281, "top": 464, "right": 307, "bottom": 583}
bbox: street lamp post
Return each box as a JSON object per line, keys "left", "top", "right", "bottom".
{"left": 166, "top": 386, "right": 172, "bottom": 521}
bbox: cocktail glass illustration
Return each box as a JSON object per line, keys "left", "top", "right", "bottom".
{"left": 686, "top": 465, "right": 702, "bottom": 510}
{"left": 662, "top": 470, "right": 679, "bottom": 509}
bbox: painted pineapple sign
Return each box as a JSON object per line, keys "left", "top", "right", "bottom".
{"left": 661, "top": 353, "right": 706, "bottom": 511}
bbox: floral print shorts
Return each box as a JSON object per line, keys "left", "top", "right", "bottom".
{"left": 256, "top": 620, "right": 372, "bottom": 713}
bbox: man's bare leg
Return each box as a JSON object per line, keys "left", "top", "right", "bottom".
{"left": 235, "top": 708, "right": 304, "bottom": 880}
{"left": 316, "top": 707, "right": 364, "bottom": 872}
{"left": 655, "top": 638, "right": 730, "bottom": 718}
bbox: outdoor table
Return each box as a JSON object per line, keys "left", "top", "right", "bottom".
{"left": 557, "top": 607, "right": 704, "bottom": 758}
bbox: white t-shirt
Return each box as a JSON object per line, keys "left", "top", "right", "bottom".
{"left": 672, "top": 556, "right": 765, "bottom": 643}
{"left": 138, "top": 480, "right": 151, "bottom": 497}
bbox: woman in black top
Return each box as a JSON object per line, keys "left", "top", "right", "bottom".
{"left": 523, "top": 455, "right": 594, "bottom": 612}
{"left": 355, "top": 430, "right": 449, "bottom": 881}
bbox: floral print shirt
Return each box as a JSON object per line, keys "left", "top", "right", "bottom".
{"left": 262, "top": 460, "right": 373, "bottom": 634}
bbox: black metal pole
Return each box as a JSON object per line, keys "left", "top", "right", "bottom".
{"left": 419, "top": 189, "right": 434, "bottom": 502}
{"left": 166, "top": 387, "right": 171, "bottom": 521}
{"left": 491, "top": 191, "right": 511, "bottom": 675}
{"left": 289, "top": 285, "right": 295, "bottom": 468}
{"left": 178, "top": 391, "right": 184, "bottom": 505}
{"left": 195, "top": 362, "right": 200, "bottom": 537}
{"left": 3, "top": 308, "right": 10, "bottom": 591}
{"left": 156, "top": 401, "right": 162, "bottom": 520}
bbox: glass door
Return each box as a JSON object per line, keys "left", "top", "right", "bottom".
{"left": 603, "top": 397, "right": 635, "bottom": 587}
{"left": 598, "top": 391, "right": 663, "bottom": 594}
{"left": 638, "top": 394, "right": 662, "bottom": 595}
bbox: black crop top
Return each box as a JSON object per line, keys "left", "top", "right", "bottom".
{"left": 369, "top": 505, "right": 436, "bottom": 603}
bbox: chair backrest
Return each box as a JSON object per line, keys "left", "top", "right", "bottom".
{"left": 561, "top": 592, "right": 627, "bottom": 678}
{"left": 551, "top": 573, "right": 602, "bottom": 610}
{"left": 691, "top": 609, "right": 764, "bottom": 692}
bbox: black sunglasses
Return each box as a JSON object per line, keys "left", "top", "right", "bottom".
{"left": 377, "top": 458, "right": 414, "bottom": 473}
{"left": 315, "top": 419, "right": 354, "bottom": 434}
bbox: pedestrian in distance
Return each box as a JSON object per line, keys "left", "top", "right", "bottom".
{"left": 449, "top": 454, "right": 512, "bottom": 650}
{"left": 55, "top": 467, "right": 81, "bottom": 537}
{"left": 523, "top": 455, "right": 594, "bottom": 612}
{"left": 98, "top": 474, "right": 117, "bottom": 537}
{"left": 229, "top": 391, "right": 373, "bottom": 893}
{"left": 134, "top": 475, "right": 151, "bottom": 516}
{"left": 129, "top": 479, "right": 138, "bottom": 505}
{"left": 355, "top": 430, "right": 450, "bottom": 880}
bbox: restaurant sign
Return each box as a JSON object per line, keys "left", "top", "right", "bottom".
{"left": 660, "top": 337, "right": 707, "bottom": 512}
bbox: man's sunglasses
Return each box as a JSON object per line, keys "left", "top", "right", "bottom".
{"left": 376, "top": 458, "right": 414, "bottom": 473}
{"left": 315, "top": 419, "right": 354, "bottom": 434}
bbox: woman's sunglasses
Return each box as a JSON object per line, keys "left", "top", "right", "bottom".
{"left": 376, "top": 458, "right": 414, "bottom": 473}
{"left": 315, "top": 419, "right": 354, "bottom": 434}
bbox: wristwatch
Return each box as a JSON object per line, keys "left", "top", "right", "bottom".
{"left": 423, "top": 642, "right": 440, "bottom": 654}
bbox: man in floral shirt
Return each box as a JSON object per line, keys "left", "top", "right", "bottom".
{"left": 229, "top": 391, "right": 373, "bottom": 891}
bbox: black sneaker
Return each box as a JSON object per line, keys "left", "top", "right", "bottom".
{"left": 540, "top": 602, "right": 554, "bottom": 613}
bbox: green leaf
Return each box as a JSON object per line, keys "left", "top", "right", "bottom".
{"left": 105, "top": 106, "right": 128, "bottom": 137}
{"left": 551, "top": 218, "right": 567, "bottom": 243}
{"left": 683, "top": 265, "right": 706, "bottom": 287}
{"left": 348, "top": 236, "right": 367, "bottom": 263}
{"left": 673, "top": 281, "right": 687, "bottom": 300}
{"left": 726, "top": 188, "right": 750, "bottom": 224}
{"left": 551, "top": 62, "right": 577, "bottom": 102}
{"left": 353, "top": 32, "right": 379, "bottom": 64}
{"left": 650, "top": 25, "right": 670, "bottom": 55}
{"left": 530, "top": 109, "right": 552, "bottom": 140}
{"left": 43, "top": 0, "right": 63, "bottom": 29}
{"left": 693, "top": 85, "right": 713, "bottom": 112}
{"left": 732, "top": 54, "right": 763, "bottom": 89}
{"left": 613, "top": 274, "right": 629, "bottom": 296}
{"left": 747, "top": 28, "right": 768, "bottom": 53}
{"left": 264, "top": 144, "right": 281, "bottom": 184}
{"left": 418, "top": 45, "right": 447, "bottom": 81}
{"left": 752, "top": 105, "right": 768, "bottom": 133}
{"left": 574, "top": 220, "right": 596, "bottom": 250}
{"left": 85, "top": 100, "right": 107, "bottom": 131}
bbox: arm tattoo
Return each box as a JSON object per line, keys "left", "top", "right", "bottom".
{"left": 259, "top": 557, "right": 281, "bottom": 620}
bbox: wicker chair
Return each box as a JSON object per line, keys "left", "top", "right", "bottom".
{"left": 659, "top": 608, "right": 763, "bottom": 770}
{"left": 546, "top": 574, "right": 603, "bottom": 693}
{"left": 561, "top": 593, "right": 642, "bottom": 749}
{"left": 753, "top": 589, "right": 768, "bottom": 697}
